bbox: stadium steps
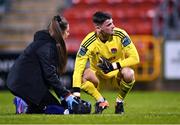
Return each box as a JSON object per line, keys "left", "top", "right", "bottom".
{"left": 0, "top": 0, "right": 62, "bottom": 51}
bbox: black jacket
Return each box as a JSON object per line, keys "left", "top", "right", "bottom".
{"left": 7, "top": 30, "right": 70, "bottom": 105}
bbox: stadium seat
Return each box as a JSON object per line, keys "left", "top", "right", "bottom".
{"left": 63, "top": 0, "right": 162, "bottom": 40}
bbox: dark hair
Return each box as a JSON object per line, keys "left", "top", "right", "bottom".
{"left": 92, "top": 11, "right": 112, "bottom": 25}
{"left": 49, "top": 15, "right": 68, "bottom": 75}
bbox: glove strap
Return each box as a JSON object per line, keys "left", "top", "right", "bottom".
{"left": 112, "top": 62, "right": 121, "bottom": 70}
{"left": 116, "top": 62, "right": 121, "bottom": 69}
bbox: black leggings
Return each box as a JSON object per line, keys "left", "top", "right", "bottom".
{"left": 25, "top": 91, "right": 62, "bottom": 114}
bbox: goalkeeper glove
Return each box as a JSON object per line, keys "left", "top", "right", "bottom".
{"left": 97, "top": 57, "right": 121, "bottom": 74}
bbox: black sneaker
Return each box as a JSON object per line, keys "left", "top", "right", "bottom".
{"left": 94, "top": 100, "right": 109, "bottom": 114}
{"left": 115, "top": 102, "right": 124, "bottom": 114}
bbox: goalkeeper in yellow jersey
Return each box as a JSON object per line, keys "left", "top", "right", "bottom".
{"left": 72, "top": 11, "right": 140, "bottom": 114}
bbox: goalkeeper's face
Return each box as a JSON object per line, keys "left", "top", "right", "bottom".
{"left": 100, "top": 18, "right": 115, "bottom": 35}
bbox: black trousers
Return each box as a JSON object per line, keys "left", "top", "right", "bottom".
{"left": 11, "top": 90, "right": 62, "bottom": 114}
{"left": 26, "top": 91, "right": 62, "bottom": 114}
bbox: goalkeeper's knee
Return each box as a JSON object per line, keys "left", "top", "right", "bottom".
{"left": 83, "top": 68, "right": 99, "bottom": 88}
{"left": 121, "top": 67, "right": 135, "bottom": 83}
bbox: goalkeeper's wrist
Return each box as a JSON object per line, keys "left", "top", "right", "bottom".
{"left": 112, "top": 62, "right": 121, "bottom": 70}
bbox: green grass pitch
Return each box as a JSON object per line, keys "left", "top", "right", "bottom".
{"left": 0, "top": 90, "right": 180, "bottom": 124}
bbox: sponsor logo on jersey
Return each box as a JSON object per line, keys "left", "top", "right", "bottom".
{"left": 111, "top": 48, "right": 117, "bottom": 54}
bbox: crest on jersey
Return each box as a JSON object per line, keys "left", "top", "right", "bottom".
{"left": 78, "top": 46, "right": 87, "bottom": 56}
{"left": 111, "top": 48, "right": 117, "bottom": 54}
{"left": 122, "top": 37, "right": 131, "bottom": 47}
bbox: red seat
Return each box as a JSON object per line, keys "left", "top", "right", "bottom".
{"left": 68, "top": 20, "right": 94, "bottom": 39}
{"left": 63, "top": 0, "right": 160, "bottom": 37}
{"left": 72, "top": 0, "right": 105, "bottom": 5}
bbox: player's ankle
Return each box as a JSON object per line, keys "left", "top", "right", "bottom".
{"left": 97, "top": 97, "right": 105, "bottom": 102}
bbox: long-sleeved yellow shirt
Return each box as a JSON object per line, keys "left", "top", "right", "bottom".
{"left": 73, "top": 27, "right": 140, "bottom": 88}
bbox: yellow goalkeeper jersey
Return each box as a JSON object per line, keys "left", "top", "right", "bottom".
{"left": 73, "top": 27, "right": 139, "bottom": 88}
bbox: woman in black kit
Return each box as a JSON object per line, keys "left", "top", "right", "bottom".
{"left": 6, "top": 15, "right": 81, "bottom": 114}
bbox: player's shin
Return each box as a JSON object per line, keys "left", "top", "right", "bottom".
{"left": 81, "top": 81, "right": 102, "bottom": 101}
{"left": 115, "top": 80, "right": 135, "bottom": 114}
{"left": 81, "top": 81, "right": 109, "bottom": 114}
{"left": 117, "top": 79, "right": 135, "bottom": 100}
